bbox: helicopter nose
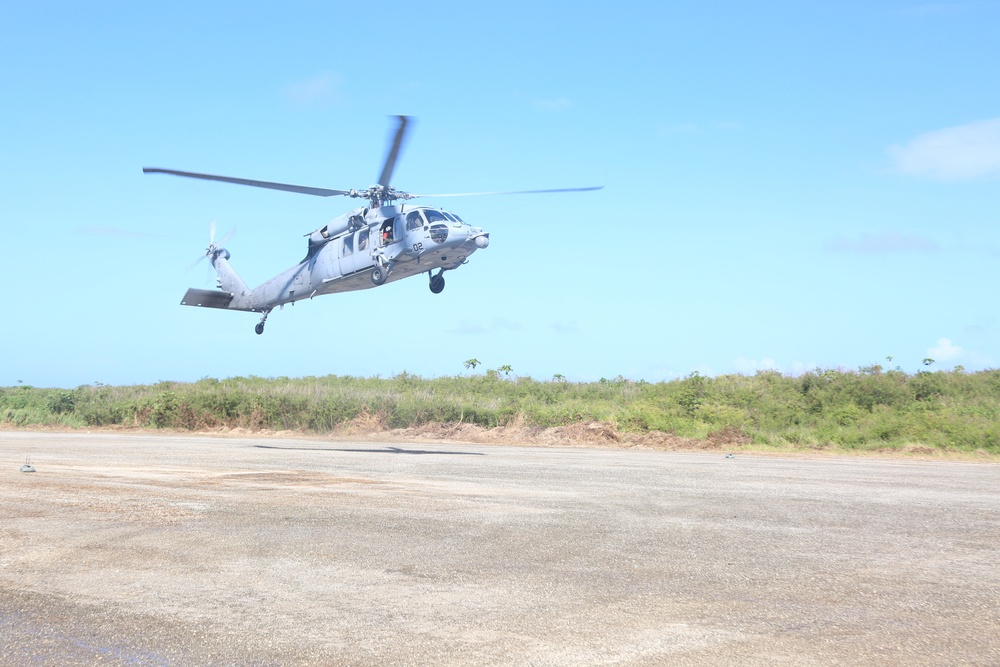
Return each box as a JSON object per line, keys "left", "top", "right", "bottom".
{"left": 465, "top": 225, "right": 488, "bottom": 248}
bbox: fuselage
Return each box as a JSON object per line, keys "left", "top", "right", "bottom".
{"left": 217, "top": 205, "right": 489, "bottom": 312}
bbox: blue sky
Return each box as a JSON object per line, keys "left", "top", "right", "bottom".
{"left": 2, "top": 1, "right": 998, "bottom": 387}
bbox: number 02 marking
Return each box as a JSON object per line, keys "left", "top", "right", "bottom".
{"left": 412, "top": 242, "right": 424, "bottom": 252}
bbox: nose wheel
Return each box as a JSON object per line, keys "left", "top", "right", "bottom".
{"left": 429, "top": 272, "right": 445, "bottom": 294}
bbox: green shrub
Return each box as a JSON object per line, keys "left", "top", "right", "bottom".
{"left": 2, "top": 368, "right": 999, "bottom": 453}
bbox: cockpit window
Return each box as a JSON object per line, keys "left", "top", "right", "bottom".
{"left": 406, "top": 210, "right": 424, "bottom": 231}
{"left": 424, "top": 209, "right": 448, "bottom": 224}
{"left": 451, "top": 213, "right": 464, "bottom": 223}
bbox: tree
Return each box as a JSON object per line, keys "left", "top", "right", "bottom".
{"left": 498, "top": 364, "right": 513, "bottom": 379}
{"left": 463, "top": 358, "right": 481, "bottom": 370}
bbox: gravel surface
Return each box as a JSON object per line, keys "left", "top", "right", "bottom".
{"left": 1, "top": 431, "right": 998, "bottom": 666}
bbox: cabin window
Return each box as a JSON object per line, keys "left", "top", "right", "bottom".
{"left": 406, "top": 210, "right": 424, "bottom": 231}
{"left": 342, "top": 235, "right": 353, "bottom": 257}
{"left": 381, "top": 218, "right": 398, "bottom": 245}
{"left": 357, "top": 230, "right": 369, "bottom": 251}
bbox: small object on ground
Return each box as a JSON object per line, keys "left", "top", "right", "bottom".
{"left": 725, "top": 453, "right": 734, "bottom": 459}
{"left": 21, "top": 457, "right": 36, "bottom": 472}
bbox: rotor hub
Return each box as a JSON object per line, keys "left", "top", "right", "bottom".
{"left": 352, "top": 184, "right": 414, "bottom": 208}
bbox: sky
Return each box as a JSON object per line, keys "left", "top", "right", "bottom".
{"left": 1, "top": 1, "right": 999, "bottom": 388}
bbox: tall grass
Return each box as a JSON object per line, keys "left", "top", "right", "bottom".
{"left": 3, "top": 367, "right": 999, "bottom": 453}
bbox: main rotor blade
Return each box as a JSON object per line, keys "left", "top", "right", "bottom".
{"left": 409, "top": 186, "right": 604, "bottom": 198}
{"left": 377, "top": 115, "right": 411, "bottom": 187}
{"left": 143, "top": 168, "right": 353, "bottom": 197}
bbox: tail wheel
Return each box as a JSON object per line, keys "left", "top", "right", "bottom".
{"left": 429, "top": 275, "right": 445, "bottom": 294}
{"left": 371, "top": 266, "right": 386, "bottom": 286}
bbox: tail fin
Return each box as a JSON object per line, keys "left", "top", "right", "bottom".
{"left": 210, "top": 249, "right": 249, "bottom": 301}
{"left": 180, "top": 251, "right": 254, "bottom": 311}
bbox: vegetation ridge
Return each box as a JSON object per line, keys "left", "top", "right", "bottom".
{"left": 3, "top": 367, "right": 999, "bottom": 454}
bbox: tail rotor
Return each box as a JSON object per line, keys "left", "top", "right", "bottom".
{"left": 188, "top": 220, "right": 236, "bottom": 286}
{"left": 190, "top": 219, "right": 235, "bottom": 267}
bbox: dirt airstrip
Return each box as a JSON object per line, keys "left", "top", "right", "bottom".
{"left": 1, "top": 430, "right": 998, "bottom": 666}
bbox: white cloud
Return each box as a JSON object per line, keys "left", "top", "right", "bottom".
{"left": 549, "top": 320, "right": 580, "bottom": 334}
{"left": 734, "top": 357, "right": 780, "bottom": 373}
{"left": 645, "top": 368, "right": 684, "bottom": 382}
{"left": 962, "top": 351, "right": 996, "bottom": 368}
{"left": 691, "top": 364, "right": 716, "bottom": 377}
{"left": 927, "top": 337, "right": 963, "bottom": 361}
{"left": 889, "top": 118, "right": 1000, "bottom": 180}
{"left": 789, "top": 361, "right": 820, "bottom": 376}
{"left": 732, "top": 358, "right": 816, "bottom": 376}
{"left": 282, "top": 73, "right": 343, "bottom": 105}
{"left": 827, "top": 231, "right": 940, "bottom": 253}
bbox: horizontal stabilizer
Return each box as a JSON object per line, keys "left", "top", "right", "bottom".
{"left": 181, "top": 288, "right": 234, "bottom": 309}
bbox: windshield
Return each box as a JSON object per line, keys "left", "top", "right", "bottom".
{"left": 424, "top": 209, "right": 449, "bottom": 224}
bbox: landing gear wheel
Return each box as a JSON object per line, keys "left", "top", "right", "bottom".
{"left": 429, "top": 275, "right": 445, "bottom": 294}
{"left": 255, "top": 309, "right": 271, "bottom": 335}
{"left": 371, "top": 266, "right": 386, "bottom": 286}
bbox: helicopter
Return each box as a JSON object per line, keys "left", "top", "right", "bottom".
{"left": 144, "top": 116, "right": 601, "bottom": 334}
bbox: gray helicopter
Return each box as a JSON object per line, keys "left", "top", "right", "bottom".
{"left": 144, "top": 116, "right": 601, "bottom": 334}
